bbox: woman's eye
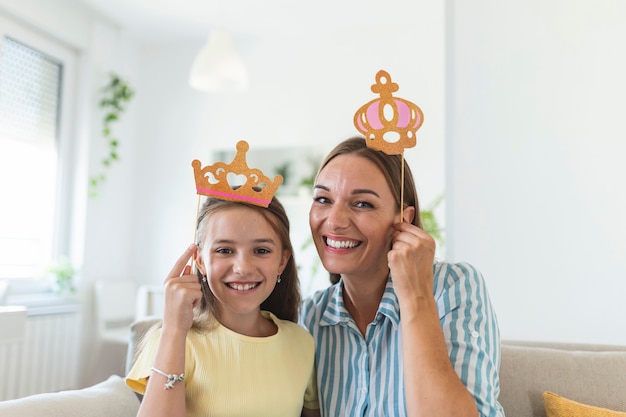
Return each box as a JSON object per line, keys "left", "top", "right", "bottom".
{"left": 216, "top": 248, "right": 233, "bottom": 254}
{"left": 313, "top": 196, "right": 330, "bottom": 204}
{"left": 355, "top": 201, "right": 374, "bottom": 209}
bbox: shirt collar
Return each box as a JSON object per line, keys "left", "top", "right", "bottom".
{"left": 319, "top": 276, "right": 401, "bottom": 329}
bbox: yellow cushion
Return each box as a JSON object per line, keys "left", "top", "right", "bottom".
{"left": 544, "top": 391, "right": 626, "bottom": 417}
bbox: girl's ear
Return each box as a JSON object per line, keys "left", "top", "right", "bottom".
{"left": 402, "top": 206, "right": 416, "bottom": 224}
{"left": 279, "top": 249, "right": 291, "bottom": 275}
{"left": 195, "top": 250, "right": 207, "bottom": 276}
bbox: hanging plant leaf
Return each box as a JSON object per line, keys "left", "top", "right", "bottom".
{"left": 89, "top": 72, "right": 135, "bottom": 198}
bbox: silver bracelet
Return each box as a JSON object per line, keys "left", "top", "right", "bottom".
{"left": 150, "top": 367, "right": 185, "bottom": 390}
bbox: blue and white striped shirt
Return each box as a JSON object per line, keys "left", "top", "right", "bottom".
{"left": 300, "top": 261, "right": 505, "bottom": 417}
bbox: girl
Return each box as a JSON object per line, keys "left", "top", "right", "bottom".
{"left": 126, "top": 196, "right": 320, "bottom": 417}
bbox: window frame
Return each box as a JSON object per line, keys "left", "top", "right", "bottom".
{"left": 0, "top": 13, "right": 78, "bottom": 297}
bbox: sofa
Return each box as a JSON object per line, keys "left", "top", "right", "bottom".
{"left": 1, "top": 318, "right": 625, "bottom": 417}
{"left": 499, "top": 340, "right": 626, "bottom": 416}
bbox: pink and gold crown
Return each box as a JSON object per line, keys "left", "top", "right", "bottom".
{"left": 192, "top": 140, "right": 283, "bottom": 208}
{"left": 353, "top": 70, "right": 424, "bottom": 155}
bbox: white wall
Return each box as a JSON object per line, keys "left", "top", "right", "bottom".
{"left": 2, "top": 0, "right": 446, "bottom": 385}
{"left": 448, "top": 0, "right": 626, "bottom": 345}
{"left": 14, "top": 0, "right": 626, "bottom": 389}
{"left": 0, "top": 0, "right": 141, "bottom": 386}
{"left": 129, "top": 9, "right": 447, "bottom": 293}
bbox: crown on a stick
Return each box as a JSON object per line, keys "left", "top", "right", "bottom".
{"left": 192, "top": 140, "right": 283, "bottom": 208}
{"left": 353, "top": 70, "right": 424, "bottom": 155}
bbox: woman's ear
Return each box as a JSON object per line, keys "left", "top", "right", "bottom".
{"left": 402, "top": 206, "right": 416, "bottom": 224}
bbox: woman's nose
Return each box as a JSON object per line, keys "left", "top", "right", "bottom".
{"left": 326, "top": 204, "right": 350, "bottom": 230}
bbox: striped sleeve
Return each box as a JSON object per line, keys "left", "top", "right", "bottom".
{"left": 435, "top": 261, "right": 505, "bottom": 417}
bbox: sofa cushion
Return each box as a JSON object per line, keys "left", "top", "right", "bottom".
{"left": 0, "top": 375, "right": 140, "bottom": 417}
{"left": 544, "top": 391, "right": 626, "bottom": 417}
{"left": 499, "top": 343, "right": 626, "bottom": 417}
{"left": 126, "top": 317, "right": 161, "bottom": 374}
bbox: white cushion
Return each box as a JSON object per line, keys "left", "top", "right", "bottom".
{"left": 0, "top": 375, "right": 140, "bottom": 417}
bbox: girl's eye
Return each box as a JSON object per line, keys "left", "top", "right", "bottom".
{"left": 255, "top": 248, "right": 271, "bottom": 255}
{"left": 215, "top": 248, "right": 233, "bottom": 254}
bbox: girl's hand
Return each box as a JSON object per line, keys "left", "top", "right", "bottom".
{"left": 162, "top": 244, "right": 202, "bottom": 333}
{"left": 388, "top": 222, "right": 436, "bottom": 303}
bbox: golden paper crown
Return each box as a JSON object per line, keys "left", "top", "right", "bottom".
{"left": 192, "top": 140, "right": 283, "bottom": 207}
{"left": 353, "top": 70, "right": 424, "bottom": 155}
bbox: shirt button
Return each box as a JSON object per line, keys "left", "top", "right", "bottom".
{"left": 361, "top": 387, "right": 367, "bottom": 394}
{"left": 471, "top": 330, "right": 480, "bottom": 339}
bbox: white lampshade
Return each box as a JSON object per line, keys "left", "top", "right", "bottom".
{"left": 188, "top": 29, "right": 249, "bottom": 92}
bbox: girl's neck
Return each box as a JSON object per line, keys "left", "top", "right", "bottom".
{"left": 217, "top": 309, "right": 277, "bottom": 337}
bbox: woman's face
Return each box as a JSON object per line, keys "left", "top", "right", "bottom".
{"left": 309, "top": 153, "right": 400, "bottom": 280}
{"left": 197, "top": 205, "right": 289, "bottom": 322}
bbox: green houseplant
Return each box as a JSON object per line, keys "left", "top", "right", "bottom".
{"left": 46, "top": 256, "right": 76, "bottom": 296}
{"left": 89, "top": 72, "right": 135, "bottom": 198}
{"left": 420, "top": 194, "right": 445, "bottom": 246}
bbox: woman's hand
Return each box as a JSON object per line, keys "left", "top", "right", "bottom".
{"left": 388, "top": 222, "right": 436, "bottom": 304}
{"left": 161, "top": 244, "right": 202, "bottom": 333}
{"left": 389, "top": 224, "right": 479, "bottom": 417}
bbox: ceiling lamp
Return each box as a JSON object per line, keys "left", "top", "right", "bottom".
{"left": 188, "top": 29, "right": 249, "bottom": 92}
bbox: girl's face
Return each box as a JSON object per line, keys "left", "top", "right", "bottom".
{"left": 197, "top": 205, "right": 289, "bottom": 322}
{"left": 309, "top": 153, "right": 401, "bottom": 281}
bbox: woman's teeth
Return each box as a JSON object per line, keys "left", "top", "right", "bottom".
{"left": 326, "top": 237, "right": 359, "bottom": 249}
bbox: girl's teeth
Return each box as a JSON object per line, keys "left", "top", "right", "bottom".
{"left": 229, "top": 283, "right": 258, "bottom": 291}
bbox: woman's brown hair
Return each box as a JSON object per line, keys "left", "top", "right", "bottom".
{"left": 315, "top": 136, "right": 422, "bottom": 284}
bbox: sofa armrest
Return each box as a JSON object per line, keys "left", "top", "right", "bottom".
{"left": 0, "top": 375, "right": 140, "bottom": 417}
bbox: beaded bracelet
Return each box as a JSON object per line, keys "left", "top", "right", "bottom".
{"left": 150, "top": 367, "right": 185, "bottom": 390}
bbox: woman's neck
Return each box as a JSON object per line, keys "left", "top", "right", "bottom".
{"left": 341, "top": 272, "right": 388, "bottom": 336}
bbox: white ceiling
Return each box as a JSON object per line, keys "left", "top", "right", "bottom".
{"left": 70, "top": 0, "right": 419, "bottom": 41}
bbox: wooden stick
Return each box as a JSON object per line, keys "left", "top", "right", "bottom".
{"left": 401, "top": 150, "right": 405, "bottom": 222}
{"left": 192, "top": 194, "right": 201, "bottom": 269}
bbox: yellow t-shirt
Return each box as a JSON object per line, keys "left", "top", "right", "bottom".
{"left": 126, "top": 311, "right": 319, "bottom": 417}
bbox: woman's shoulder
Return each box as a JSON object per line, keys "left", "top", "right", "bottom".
{"left": 434, "top": 259, "right": 486, "bottom": 283}
{"left": 301, "top": 282, "right": 339, "bottom": 309}
{"left": 432, "top": 260, "right": 489, "bottom": 295}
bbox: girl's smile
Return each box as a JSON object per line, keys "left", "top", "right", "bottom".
{"left": 196, "top": 205, "right": 289, "bottom": 328}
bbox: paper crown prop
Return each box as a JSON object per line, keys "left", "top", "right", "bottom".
{"left": 192, "top": 140, "right": 283, "bottom": 208}
{"left": 353, "top": 70, "right": 424, "bottom": 155}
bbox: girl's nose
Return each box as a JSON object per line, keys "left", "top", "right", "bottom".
{"left": 232, "top": 254, "right": 253, "bottom": 276}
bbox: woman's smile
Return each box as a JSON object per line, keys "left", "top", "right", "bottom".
{"left": 324, "top": 236, "right": 362, "bottom": 250}
{"left": 310, "top": 153, "right": 398, "bottom": 279}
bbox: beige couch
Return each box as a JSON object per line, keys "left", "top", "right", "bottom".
{"left": 1, "top": 319, "right": 625, "bottom": 417}
{"left": 500, "top": 340, "right": 626, "bottom": 416}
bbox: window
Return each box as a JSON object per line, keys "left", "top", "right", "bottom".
{"left": 0, "top": 15, "right": 77, "bottom": 292}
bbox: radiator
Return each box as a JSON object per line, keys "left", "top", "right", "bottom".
{"left": 0, "top": 304, "right": 80, "bottom": 401}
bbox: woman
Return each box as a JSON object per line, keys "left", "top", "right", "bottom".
{"left": 300, "top": 136, "right": 504, "bottom": 417}
{"left": 127, "top": 196, "right": 319, "bottom": 417}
